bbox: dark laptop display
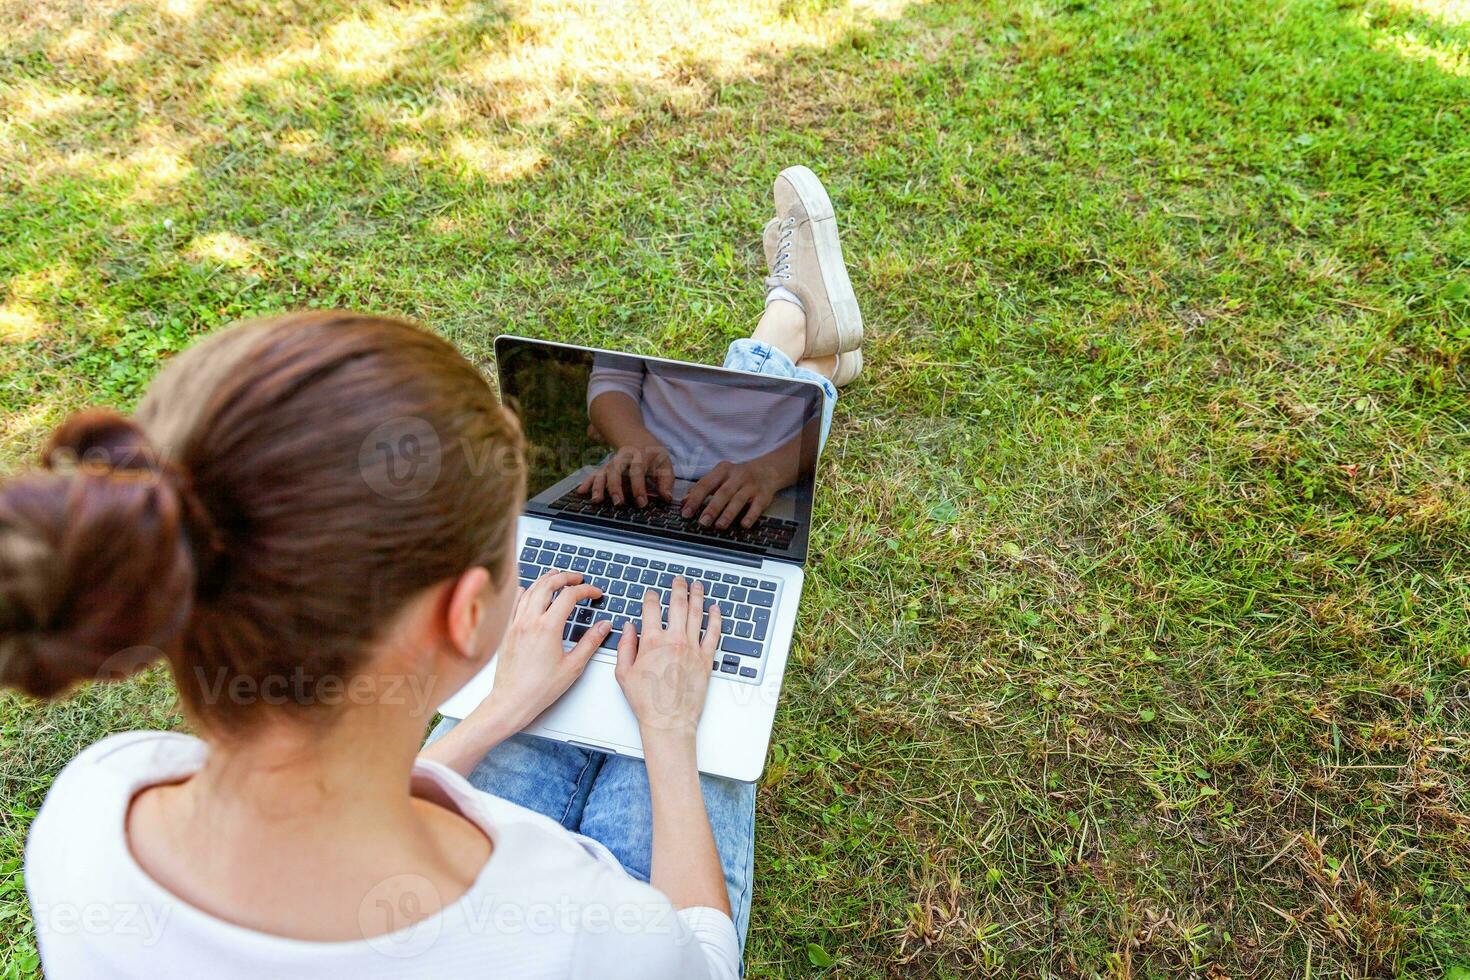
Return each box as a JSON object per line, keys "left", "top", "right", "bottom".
{"left": 495, "top": 337, "right": 823, "bottom": 564}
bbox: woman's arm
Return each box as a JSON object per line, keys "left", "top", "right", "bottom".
{"left": 643, "top": 731, "right": 730, "bottom": 914}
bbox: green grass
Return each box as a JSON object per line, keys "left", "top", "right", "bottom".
{"left": 2, "top": 0, "right": 1469, "bottom": 975}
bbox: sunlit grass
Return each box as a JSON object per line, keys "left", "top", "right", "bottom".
{"left": 1, "top": 0, "right": 1469, "bottom": 976}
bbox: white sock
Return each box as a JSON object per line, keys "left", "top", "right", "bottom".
{"left": 765, "top": 285, "right": 804, "bottom": 310}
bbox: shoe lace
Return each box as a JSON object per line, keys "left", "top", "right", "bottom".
{"left": 765, "top": 216, "right": 797, "bottom": 287}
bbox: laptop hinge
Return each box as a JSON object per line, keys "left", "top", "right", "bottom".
{"left": 548, "top": 520, "right": 764, "bottom": 568}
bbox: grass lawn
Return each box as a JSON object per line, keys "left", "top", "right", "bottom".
{"left": 2, "top": 0, "right": 1469, "bottom": 975}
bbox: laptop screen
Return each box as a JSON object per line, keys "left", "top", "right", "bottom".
{"left": 495, "top": 336, "right": 823, "bottom": 564}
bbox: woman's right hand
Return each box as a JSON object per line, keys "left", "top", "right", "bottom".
{"left": 615, "top": 577, "right": 721, "bottom": 737}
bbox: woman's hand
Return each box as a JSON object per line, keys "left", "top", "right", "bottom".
{"left": 576, "top": 444, "right": 675, "bottom": 508}
{"left": 680, "top": 459, "right": 783, "bottom": 529}
{"left": 615, "top": 577, "right": 721, "bottom": 737}
{"left": 471, "top": 571, "right": 610, "bottom": 733}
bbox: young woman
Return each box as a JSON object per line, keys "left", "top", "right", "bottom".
{"left": 6, "top": 167, "right": 864, "bottom": 977}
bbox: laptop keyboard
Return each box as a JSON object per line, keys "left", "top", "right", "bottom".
{"left": 548, "top": 490, "right": 799, "bottom": 551}
{"left": 517, "top": 534, "right": 779, "bottom": 684}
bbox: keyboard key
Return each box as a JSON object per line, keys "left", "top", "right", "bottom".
{"left": 553, "top": 553, "right": 572, "bottom": 569}
{"left": 658, "top": 573, "right": 674, "bottom": 588}
{"left": 720, "top": 618, "right": 734, "bottom": 635}
{"left": 611, "top": 581, "right": 628, "bottom": 597}
{"left": 537, "top": 549, "right": 556, "bottom": 564}
{"left": 518, "top": 562, "right": 538, "bottom": 579}
{"left": 739, "top": 666, "right": 757, "bottom": 678}
{"left": 632, "top": 557, "right": 648, "bottom": 567}
{"left": 736, "top": 605, "right": 752, "bottom": 621}
{"left": 650, "top": 560, "right": 666, "bottom": 571}
{"left": 735, "top": 621, "right": 753, "bottom": 638}
{"left": 589, "top": 560, "right": 606, "bottom": 575}
{"left": 572, "top": 557, "right": 589, "bottom": 572}
{"left": 703, "top": 570, "right": 720, "bottom": 581}
{"left": 750, "top": 590, "right": 775, "bottom": 608}
{"left": 730, "top": 586, "right": 747, "bottom": 602}
{"left": 640, "top": 569, "right": 658, "bottom": 586}
{"left": 622, "top": 567, "right": 640, "bottom": 582}
{"left": 568, "top": 623, "right": 590, "bottom": 643}
{"left": 721, "top": 636, "right": 761, "bottom": 658}
{"left": 740, "top": 577, "right": 758, "bottom": 588}
{"left": 600, "top": 629, "right": 620, "bottom": 649}
{"left": 577, "top": 547, "right": 594, "bottom": 557}
{"left": 686, "top": 566, "right": 704, "bottom": 578}
{"left": 595, "top": 550, "right": 612, "bottom": 560}
{"left": 722, "top": 573, "right": 740, "bottom": 584}
{"left": 520, "top": 546, "right": 537, "bottom": 561}
{"left": 526, "top": 537, "right": 542, "bottom": 548}
{"left": 752, "top": 609, "right": 770, "bottom": 640}
{"left": 720, "top": 662, "right": 738, "bottom": 674}
{"left": 614, "top": 553, "right": 631, "bottom": 563}
{"left": 722, "top": 654, "right": 741, "bottom": 667}
{"left": 559, "top": 543, "right": 577, "bottom": 553}
{"left": 711, "top": 583, "right": 729, "bottom": 599}
{"left": 759, "top": 580, "right": 777, "bottom": 591}
{"left": 668, "top": 564, "right": 684, "bottom": 574}
{"left": 717, "top": 600, "right": 735, "bottom": 618}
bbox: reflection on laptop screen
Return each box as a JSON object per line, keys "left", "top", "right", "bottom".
{"left": 495, "top": 337, "right": 823, "bottom": 563}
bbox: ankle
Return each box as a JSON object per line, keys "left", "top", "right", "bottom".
{"left": 751, "top": 300, "right": 807, "bottom": 362}
{"left": 797, "top": 354, "right": 838, "bottom": 380}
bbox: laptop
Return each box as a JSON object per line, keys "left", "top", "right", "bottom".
{"left": 438, "top": 336, "right": 825, "bottom": 781}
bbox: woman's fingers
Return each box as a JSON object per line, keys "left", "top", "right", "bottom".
{"left": 614, "top": 619, "right": 639, "bottom": 682}
{"left": 654, "top": 453, "right": 676, "bottom": 502}
{"left": 714, "top": 486, "right": 755, "bottom": 530}
{"left": 629, "top": 451, "right": 650, "bottom": 507}
{"left": 589, "top": 466, "right": 607, "bottom": 503}
{"left": 547, "top": 583, "right": 603, "bottom": 625}
{"left": 607, "top": 453, "right": 629, "bottom": 505}
{"left": 700, "top": 603, "right": 722, "bottom": 657}
{"left": 568, "top": 620, "right": 612, "bottom": 665}
{"left": 685, "top": 580, "right": 705, "bottom": 645}
{"left": 640, "top": 586, "right": 662, "bottom": 634}
{"left": 524, "top": 571, "right": 582, "bottom": 613}
{"left": 667, "top": 576, "right": 689, "bottom": 634}
{"left": 699, "top": 477, "right": 741, "bottom": 527}
{"left": 742, "top": 489, "right": 775, "bottom": 528}
{"left": 682, "top": 463, "right": 728, "bottom": 518}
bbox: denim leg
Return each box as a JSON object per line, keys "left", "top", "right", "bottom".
{"left": 424, "top": 720, "right": 604, "bottom": 831}
{"left": 723, "top": 338, "right": 837, "bottom": 452}
{"left": 578, "top": 753, "right": 757, "bottom": 953}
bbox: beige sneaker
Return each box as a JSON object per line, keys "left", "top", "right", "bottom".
{"left": 765, "top": 166, "right": 864, "bottom": 358}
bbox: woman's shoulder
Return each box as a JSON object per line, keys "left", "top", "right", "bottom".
{"left": 44, "top": 730, "right": 203, "bottom": 798}
{"left": 29, "top": 730, "right": 202, "bottom": 854}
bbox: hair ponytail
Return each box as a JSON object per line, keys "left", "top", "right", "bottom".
{"left": 0, "top": 410, "right": 194, "bottom": 698}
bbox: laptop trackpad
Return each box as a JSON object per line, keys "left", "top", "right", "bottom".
{"left": 530, "top": 659, "right": 642, "bottom": 755}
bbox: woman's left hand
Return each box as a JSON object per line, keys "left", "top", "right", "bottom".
{"left": 469, "top": 571, "right": 610, "bottom": 732}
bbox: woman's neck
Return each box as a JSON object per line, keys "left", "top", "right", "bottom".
{"left": 185, "top": 701, "right": 424, "bottom": 827}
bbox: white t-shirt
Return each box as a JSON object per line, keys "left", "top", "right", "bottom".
{"left": 25, "top": 731, "right": 739, "bottom": 980}
{"left": 587, "top": 360, "right": 810, "bottom": 481}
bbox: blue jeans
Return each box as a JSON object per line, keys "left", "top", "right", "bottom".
{"left": 425, "top": 722, "right": 756, "bottom": 955}
{"left": 723, "top": 338, "right": 838, "bottom": 451}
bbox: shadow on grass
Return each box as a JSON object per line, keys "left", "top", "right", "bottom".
{"left": 1, "top": 0, "right": 1469, "bottom": 976}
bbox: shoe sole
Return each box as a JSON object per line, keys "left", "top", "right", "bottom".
{"left": 779, "top": 165, "right": 864, "bottom": 356}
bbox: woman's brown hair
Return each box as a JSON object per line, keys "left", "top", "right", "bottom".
{"left": 0, "top": 311, "right": 525, "bottom": 730}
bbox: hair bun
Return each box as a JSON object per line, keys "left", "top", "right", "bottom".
{"left": 43, "top": 409, "right": 162, "bottom": 475}
{"left": 0, "top": 411, "right": 193, "bottom": 698}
